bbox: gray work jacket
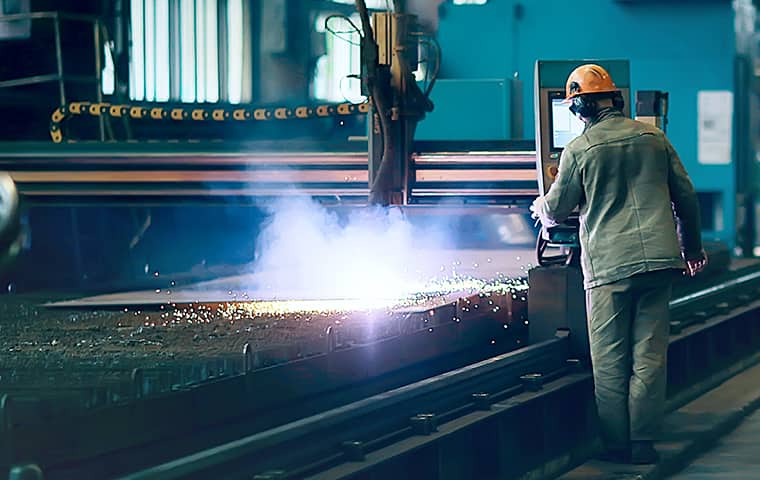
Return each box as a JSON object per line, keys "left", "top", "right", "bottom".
{"left": 537, "top": 109, "right": 703, "bottom": 289}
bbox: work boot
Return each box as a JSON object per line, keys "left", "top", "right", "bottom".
{"left": 631, "top": 441, "right": 659, "bottom": 464}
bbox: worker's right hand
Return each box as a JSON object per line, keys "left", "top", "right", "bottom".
{"left": 684, "top": 251, "right": 708, "bottom": 277}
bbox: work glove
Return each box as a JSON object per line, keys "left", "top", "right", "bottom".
{"left": 529, "top": 196, "right": 544, "bottom": 224}
{"left": 683, "top": 250, "right": 708, "bottom": 277}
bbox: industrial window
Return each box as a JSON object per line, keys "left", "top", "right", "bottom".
{"left": 329, "top": 0, "right": 392, "bottom": 8}
{"left": 312, "top": 2, "right": 428, "bottom": 103}
{"left": 0, "top": 0, "right": 31, "bottom": 40}
{"left": 313, "top": 13, "right": 363, "bottom": 103}
{"left": 129, "top": 0, "right": 249, "bottom": 104}
{"left": 102, "top": 42, "right": 116, "bottom": 95}
{"left": 312, "top": 0, "right": 390, "bottom": 102}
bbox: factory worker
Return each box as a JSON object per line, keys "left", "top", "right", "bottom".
{"left": 530, "top": 64, "right": 707, "bottom": 464}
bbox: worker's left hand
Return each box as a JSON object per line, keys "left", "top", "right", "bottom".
{"left": 684, "top": 250, "right": 708, "bottom": 277}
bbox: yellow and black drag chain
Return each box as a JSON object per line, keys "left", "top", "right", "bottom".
{"left": 49, "top": 101, "right": 371, "bottom": 143}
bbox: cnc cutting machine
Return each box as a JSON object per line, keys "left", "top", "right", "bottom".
{"left": 0, "top": 4, "right": 758, "bottom": 478}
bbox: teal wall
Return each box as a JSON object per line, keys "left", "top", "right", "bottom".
{"left": 435, "top": 0, "right": 736, "bottom": 244}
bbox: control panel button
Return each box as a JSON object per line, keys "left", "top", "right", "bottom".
{"left": 549, "top": 166, "right": 559, "bottom": 178}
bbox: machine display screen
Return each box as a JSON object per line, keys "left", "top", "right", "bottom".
{"left": 551, "top": 98, "right": 585, "bottom": 150}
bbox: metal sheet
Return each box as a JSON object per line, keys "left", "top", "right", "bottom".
{"left": 46, "top": 249, "right": 534, "bottom": 308}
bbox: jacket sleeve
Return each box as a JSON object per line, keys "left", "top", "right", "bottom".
{"left": 665, "top": 137, "right": 703, "bottom": 259}
{"left": 538, "top": 147, "right": 583, "bottom": 226}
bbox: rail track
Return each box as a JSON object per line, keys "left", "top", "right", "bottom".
{"left": 1, "top": 259, "right": 754, "bottom": 479}
{"left": 112, "top": 262, "right": 760, "bottom": 480}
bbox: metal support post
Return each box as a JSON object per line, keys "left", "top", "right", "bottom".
{"left": 94, "top": 20, "right": 105, "bottom": 141}
{"left": 53, "top": 14, "right": 66, "bottom": 106}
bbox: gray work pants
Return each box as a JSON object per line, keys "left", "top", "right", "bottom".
{"left": 586, "top": 269, "right": 674, "bottom": 449}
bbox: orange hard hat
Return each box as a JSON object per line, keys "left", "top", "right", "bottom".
{"left": 564, "top": 64, "right": 618, "bottom": 100}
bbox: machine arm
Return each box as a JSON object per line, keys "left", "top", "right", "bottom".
{"left": 355, "top": 0, "right": 396, "bottom": 205}
{"left": 355, "top": 0, "right": 433, "bottom": 206}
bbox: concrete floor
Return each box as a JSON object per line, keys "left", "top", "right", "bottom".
{"left": 668, "top": 408, "right": 760, "bottom": 479}
{"left": 558, "top": 352, "right": 760, "bottom": 480}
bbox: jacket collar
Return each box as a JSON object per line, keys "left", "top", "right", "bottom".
{"left": 587, "top": 107, "right": 624, "bottom": 129}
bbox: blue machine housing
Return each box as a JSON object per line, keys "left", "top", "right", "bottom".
{"left": 426, "top": 0, "right": 737, "bottom": 246}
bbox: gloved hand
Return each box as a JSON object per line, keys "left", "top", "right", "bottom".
{"left": 684, "top": 250, "right": 708, "bottom": 277}
{"left": 530, "top": 196, "right": 544, "bottom": 225}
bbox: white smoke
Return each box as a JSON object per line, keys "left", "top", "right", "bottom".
{"left": 250, "top": 197, "right": 456, "bottom": 301}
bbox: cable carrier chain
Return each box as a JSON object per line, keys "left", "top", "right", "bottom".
{"left": 49, "top": 100, "right": 372, "bottom": 143}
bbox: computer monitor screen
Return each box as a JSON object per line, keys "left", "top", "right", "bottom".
{"left": 551, "top": 98, "right": 585, "bottom": 149}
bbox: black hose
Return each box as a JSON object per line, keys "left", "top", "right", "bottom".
{"left": 355, "top": 0, "right": 397, "bottom": 205}
{"left": 536, "top": 233, "right": 575, "bottom": 267}
{"left": 368, "top": 80, "right": 396, "bottom": 205}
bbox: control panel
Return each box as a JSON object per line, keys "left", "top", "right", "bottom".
{"left": 534, "top": 60, "right": 631, "bottom": 195}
